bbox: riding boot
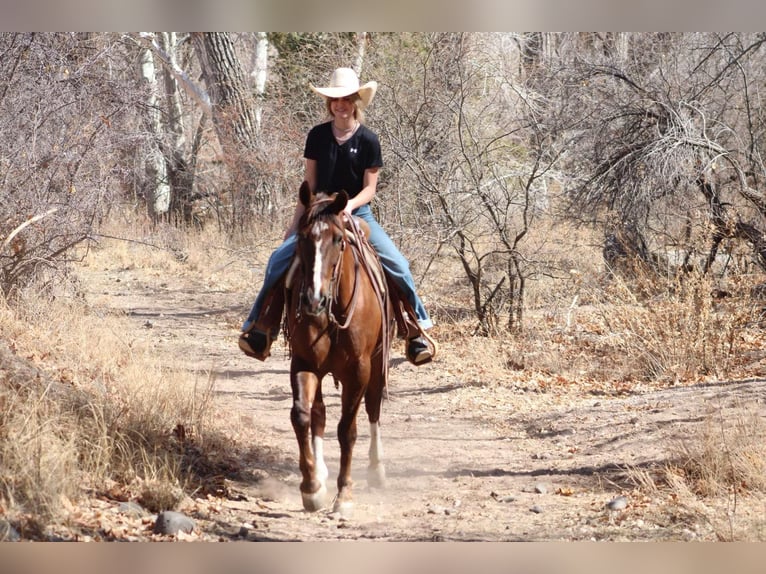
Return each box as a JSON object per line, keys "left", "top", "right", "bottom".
{"left": 401, "top": 310, "right": 433, "bottom": 366}
{"left": 384, "top": 275, "right": 434, "bottom": 366}
{"left": 239, "top": 283, "right": 285, "bottom": 361}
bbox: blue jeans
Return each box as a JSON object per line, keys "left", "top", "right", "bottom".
{"left": 242, "top": 204, "right": 433, "bottom": 332}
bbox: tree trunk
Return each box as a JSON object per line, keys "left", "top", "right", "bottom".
{"left": 139, "top": 44, "right": 171, "bottom": 220}
{"left": 354, "top": 32, "right": 367, "bottom": 76}
{"left": 192, "top": 32, "right": 266, "bottom": 226}
{"left": 159, "top": 32, "right": 196, "bottom": 225}
{"left": 252, "top": 32, "right": 268, "bottom": 134}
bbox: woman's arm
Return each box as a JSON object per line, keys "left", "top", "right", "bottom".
{"left": 283, "top": 159, "right": 318, "bottom": 239}
{"left": 345, "top": 167, "right": 379, "bottom": 214}
{"left": 304, "top": 158, "right": 318, "bottom": 193}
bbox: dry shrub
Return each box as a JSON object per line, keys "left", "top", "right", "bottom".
{"left": 625, "top": 403, "right": 766, "bottom": 541}
{"left": 672, "top": 404, "right": 766, "bottom": 497}
{"left": 591, "top": 266, "right": 762, "bottom": 384}
{"left": 0, "top": 240, "right": 216, "bottom": 526}
{"left": 0, "top": 374, "right": 80, "bottom": 520}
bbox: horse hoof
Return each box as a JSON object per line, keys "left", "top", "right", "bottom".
{"left": 301, "top": 484, "right": 328, "bottom": 512}
{"left": 332, "top": 499, "right": 354, "bottom": 519}
{"left": 367, "top": 465, "right": 387, "bottom": 489}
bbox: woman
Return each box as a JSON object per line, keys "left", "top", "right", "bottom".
{"left": 239, "top": 67, "right": 434, "bottom": 365}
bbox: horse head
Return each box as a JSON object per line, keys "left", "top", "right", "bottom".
{"left": 295, "top": 182, "right": 350, "bottom": 317}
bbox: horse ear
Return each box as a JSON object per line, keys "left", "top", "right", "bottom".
{"left": 299, "top": 181, "right": 312, "bottom": 207}
{"left": 331, "top": 190, "right": 349, "bottom": 214}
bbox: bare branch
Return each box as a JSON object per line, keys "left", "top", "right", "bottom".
{"left": 135, "top": 32, "right": 212, "bottom": 115}
{"left": 1, "top": 208, "right": 58, "bottom": 256}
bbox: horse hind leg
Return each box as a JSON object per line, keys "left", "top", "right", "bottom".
{"left": 365, "top": 378, "right": 386, "bottom": 489}
{"left": 311, "top": 387, "right": 329, "bottom": 489}
{"left": 367, "top": 421, "right": 386, "bottom": 489}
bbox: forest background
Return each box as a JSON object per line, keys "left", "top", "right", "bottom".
{"left": 2, "top": 32, "right": 766, "bottom": 541}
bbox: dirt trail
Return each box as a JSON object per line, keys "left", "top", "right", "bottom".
{"left": 80, "top": 264, "right": 766, "bottom": 541}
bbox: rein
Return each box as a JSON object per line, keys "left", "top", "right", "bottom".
{"left": 329, "top": 215, "right": 361, "bottom": 329}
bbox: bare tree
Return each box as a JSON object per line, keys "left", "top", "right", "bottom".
{"left": 375, "top": 33, "right": 564, "bottom": 333}
{"left": 353, "top": 32, "right": 367, "bottom": 76}
{"left": 251, "top": 32, "right": 269, "bottom": 134}
{"left": 557, "top": 33, "right": 766, "bottom": 281}
{"left": 139, "top": 38, "right": 171, "bottom": 220}
{"left": 0, "top": 33, "right": 143, "bottom": 295}
{"left": 192, "top": 32, "right": 267, "bottom": 226}
{"left": 139, "top": 32, "right": 274, "bottom": 229}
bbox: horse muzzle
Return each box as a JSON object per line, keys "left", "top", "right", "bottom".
{"left": 300, "top": 291, "right": 330, "bottom": 316}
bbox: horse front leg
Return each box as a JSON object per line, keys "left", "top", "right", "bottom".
{"left": 290, "top": 368, "right": 328, "bottom": 511}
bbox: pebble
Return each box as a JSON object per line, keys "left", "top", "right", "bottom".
{"left": 606, "top": 495, "right": 628, "bottom": 511}
{"left": 530, "top": 505, "right": 543, "bottom": 514}
{"left": 153, "top": 510, "right": 196, "bottom": 535}
{"left": 118, "top": 501, "right": 146, "bottom": 517}
{"left": 0, "top": 520, "right": 20, "bottom": 542}
{"left": 490, "top": 491, "right": 516, "bottom": 503}
{"left": 521, "top": 484, "right": 549, "bottom": 494}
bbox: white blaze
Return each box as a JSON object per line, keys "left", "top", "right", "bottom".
{"left": 311, "top": 222, "right": 328, "bottom": 306}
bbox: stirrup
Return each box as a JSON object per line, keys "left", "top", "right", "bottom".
{"left": 238, "top": 328, "right": 273, "bottom": 361}
{"left": 406, "top": 336, "right": 433, "bottom": 366}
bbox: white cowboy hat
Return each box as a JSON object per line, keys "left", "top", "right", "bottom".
{"left": 310, "top": 67, "right": 378, "bottom": 109}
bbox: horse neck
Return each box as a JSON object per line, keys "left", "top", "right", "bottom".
{"left": 334, "top": 236, "right": 358, "bottom": 305}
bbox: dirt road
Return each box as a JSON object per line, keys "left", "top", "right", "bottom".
{"left": 80, "top": 263, "right": 766, "bottom": 541}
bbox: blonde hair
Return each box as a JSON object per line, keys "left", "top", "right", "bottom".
{"left": 325, "top": 92, "right": 365, "bottom": 124}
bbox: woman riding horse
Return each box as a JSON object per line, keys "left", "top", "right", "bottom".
{"left": 239, "top": 67, "right": 435, "bottom": 366}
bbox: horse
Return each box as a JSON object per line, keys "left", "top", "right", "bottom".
{"left": 285, "top": 181, "right": 394, "bottom": 516}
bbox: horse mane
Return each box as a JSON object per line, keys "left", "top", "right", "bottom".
{"left": 300, "top": 192, "right": 344, "bottom": 229}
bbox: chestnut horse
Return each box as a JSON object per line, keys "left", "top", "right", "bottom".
{"left": 285, "top": 182, "right": 393, "bottom": 516}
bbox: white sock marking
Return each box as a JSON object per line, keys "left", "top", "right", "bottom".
{"left": 313, "top": 435, "right": 328, "bottom": 484}
{"left": 369, "top": 421, "right": 383, "bottom": 464}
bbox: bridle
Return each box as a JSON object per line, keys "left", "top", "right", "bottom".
{"left": 296, "top": 213, "right": 364, "bottom": 330}
{"left": 326, "top": 215, "right": 362, "bottom": 329}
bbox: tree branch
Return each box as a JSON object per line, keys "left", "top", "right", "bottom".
{"left": 1, "top": 208, "right": 58, "bottom": 256}
{"left": 135, "top": 32, "right": 212, "bottom": 115}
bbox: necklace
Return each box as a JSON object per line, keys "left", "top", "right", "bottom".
{"left": 332, "top": 121, "right": 358, "bottom": 134}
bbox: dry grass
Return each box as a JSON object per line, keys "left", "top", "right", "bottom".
{"left": 0, "top": 216, "right": 236, "bottom": 533}
{"left": 623, "top": 402, "right": 766, "bottom": 541}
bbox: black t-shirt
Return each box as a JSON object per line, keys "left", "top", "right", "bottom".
{"left": 303, "top": 121, "right": 384, "bottom": 199}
